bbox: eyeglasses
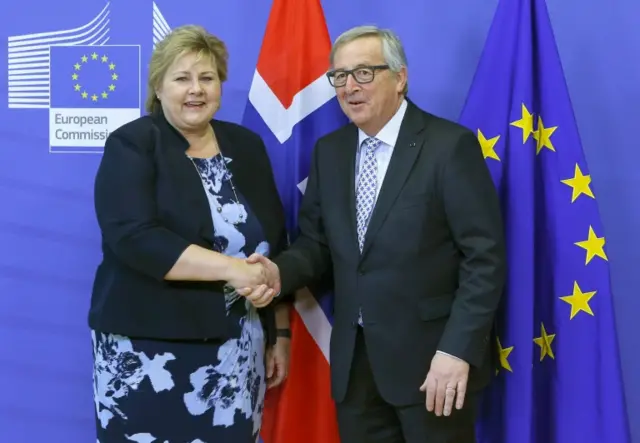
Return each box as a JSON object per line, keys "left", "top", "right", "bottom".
{"left": 326, "top": 64, "right": 389, "bottom": 87}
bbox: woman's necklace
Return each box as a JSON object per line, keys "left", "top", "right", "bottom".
{"left": 187, "top": 146, "right": 245, "bottom": 225}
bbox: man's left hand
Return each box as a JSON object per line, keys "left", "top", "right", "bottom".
{"left": 419, "top": 352, "right": 470, "bottom": 416}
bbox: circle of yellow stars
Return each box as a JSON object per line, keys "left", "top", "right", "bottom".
{"left": 71, "top": 52, "right": 118, "bottom": 102}
{"left": 475, "top": 102, "right": 610, "bottom": 375}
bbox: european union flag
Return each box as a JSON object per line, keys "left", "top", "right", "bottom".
{"left": 458, "top": 0, "right": 631, "bottom": 442}
{"left": 49, "top": 45, "right": 139, "bottom": 109}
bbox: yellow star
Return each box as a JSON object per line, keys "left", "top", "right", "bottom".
{"left": 91, "top": 94, "right": 98, "bottom": 102}
{"left": 533, "top": 116, "right": 557, "bottom": 154}
{"left": 74, "top": 63, "right": 81, "bottom": 71}
{"left": 575, "top": 225, "right": 608, "bottom": 264}
{"left": 71, "top": 73, "right": 78, "bottom": 80}
{"left": 560, "top": 281, "right": 596, "bottom": 320}
{"left": 73, "top": 84, "right": 81, "bottom": 91}
{"left": 81, "top": 55, "right": 88, "bottom": 63}
{"left": 533, "top": 323, "right": 555, "bottom": 361}
{"left": 108, "top": 84, "right": 116, "bottom": 91}
{"left": 496, "top": 337, "right": 514, "bottom": 372}
{"left": 101, "top": 91, "right": 108, "bottom": 99}
{"left": 81, "top": 91, "right": 88, "bottom": 99}
{"left": 112, "top": 73, "right": 118, "bottom": 81}
{"left": 91, "top": 52, "right": 98, "bottom": 60}
{"left": 561, "top": 164, "right": 595, "bottom": 202}
{"left": 101, "top": 55, "right": 108, "bottom": 63}
{"left": 109, "top": 62, "right": 116, "bottom": 70}
{"left": 477, "top": 129, "right": 501, "bottom": 161}
{"left": 510, "top": 103, "right": 535, "bottom": 143}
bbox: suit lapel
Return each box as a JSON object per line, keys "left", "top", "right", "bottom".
{"left": 153, "top": 112, "right": 216, "bottom": 244}
{"left": 216, "top": 123, "right": 276, "bottom": 247}
{"left": 360, "top": 103, "right": 426, "bottom": 259}
{"left": 337, "top": 126, "right": 360, "bottom": 252}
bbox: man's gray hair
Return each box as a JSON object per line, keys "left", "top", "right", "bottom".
{"left": 329, "top": 25, "right": 408, "bottom": 94}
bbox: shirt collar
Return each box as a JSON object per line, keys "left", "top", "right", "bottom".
{"left": 358, "top": 98, "right": 408, "bottom": 149}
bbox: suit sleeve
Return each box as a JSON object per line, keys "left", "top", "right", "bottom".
{"left": 437, "top": 131, "right": 506, "bottom": 368}
{"left": 94, "top": 132, "right": 192, "bottom": 281}
{"left": 273, "top": 140, "right": 332, "bottom": 296}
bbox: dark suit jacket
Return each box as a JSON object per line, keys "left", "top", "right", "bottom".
{"left": 88, "top": 109, "right": 289, "bottom": 346}
{"left": 274, "top": 100, "right": 506, "bottom": 406}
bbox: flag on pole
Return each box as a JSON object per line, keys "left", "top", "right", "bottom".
{"left": 241, "top": 0, "right": 348, "bottom": 442}
{"left": 458, "top": 0, "right": 631, "bottom": 442}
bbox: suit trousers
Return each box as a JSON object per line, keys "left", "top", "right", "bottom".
{"left": 335, "top": 327, "right": 478, "bottom": 443}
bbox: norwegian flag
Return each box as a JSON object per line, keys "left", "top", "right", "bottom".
{"left": 240, "top": 0, "right": 348, "bottom": 442}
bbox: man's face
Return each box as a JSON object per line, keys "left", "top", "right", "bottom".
{"left": 331, "top": 36, "right": 406, "bottom": 135}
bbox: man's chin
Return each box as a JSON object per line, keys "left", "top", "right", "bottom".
{"left": 349, "top": 114, "right": 369, "bottom": 126}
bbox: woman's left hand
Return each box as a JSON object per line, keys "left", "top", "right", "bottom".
{"left": 266, "top": 337, "right": 291, "bottom": 389}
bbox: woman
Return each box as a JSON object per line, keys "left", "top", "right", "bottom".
{"left": 89, "top": 25, "right": 291, "bottom": 443}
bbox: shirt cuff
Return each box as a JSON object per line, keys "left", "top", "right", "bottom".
{"left": 437, "top": 350, "right": 464, "bottom": 362}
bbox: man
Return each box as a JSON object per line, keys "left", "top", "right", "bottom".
{"left": 244, "top": 25, "right": 506, "bottom": 443}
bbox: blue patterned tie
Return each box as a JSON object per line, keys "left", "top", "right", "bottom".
{"left": 356, "top": 137, "right": 381, "bottom": 326}
{"left": 356, "top": 137, "right": 381, "bottom": 252}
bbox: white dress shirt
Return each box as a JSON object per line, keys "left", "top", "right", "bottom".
{"left": 355, "top": 99, "right": 407, "bottom": 197}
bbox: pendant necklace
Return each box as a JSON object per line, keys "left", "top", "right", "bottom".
{"left": 187, "top": 145, "right": 245, "bottom": 226}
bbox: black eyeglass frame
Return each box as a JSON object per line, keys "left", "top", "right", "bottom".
{"left": 326, "top": 64, "right": 390, "bottom": 87}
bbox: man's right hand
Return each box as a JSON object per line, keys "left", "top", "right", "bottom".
{"left": 236, "top": 253, "right": 281, "bottom": 307}
{"left": 225, "top": 258, "right": 270, "bottom": 293}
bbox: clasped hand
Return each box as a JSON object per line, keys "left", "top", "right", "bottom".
{"left": 226, "top": 253, "right": 280, "bottom": 308}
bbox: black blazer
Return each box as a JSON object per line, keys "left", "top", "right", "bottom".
{"left": 274, "top": 100, "right": 506, "bottom": 405}
{"left": 88, "top": 109, "right": 289, "bottom": 346}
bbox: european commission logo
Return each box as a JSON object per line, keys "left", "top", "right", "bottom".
{"left": 49, "top": 45, "right": 140, "bottom": 153}
{"left": 7, "top": 1, "right": 174, "bottom": 154}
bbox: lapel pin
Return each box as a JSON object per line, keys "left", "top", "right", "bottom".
{"left": 409, "top": 142, "right": 416, "bottom": 147}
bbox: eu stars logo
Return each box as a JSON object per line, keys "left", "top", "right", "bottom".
{"left": 48, "top": 45, "right": 140, "bottom": 153}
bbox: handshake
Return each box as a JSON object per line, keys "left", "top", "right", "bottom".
{"left": 226, "top": 253, "right": 281, "bottom": 308}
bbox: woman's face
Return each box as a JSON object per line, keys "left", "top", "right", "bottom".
{"left": 156, "top": 51, "right": 221, "bottom": 134}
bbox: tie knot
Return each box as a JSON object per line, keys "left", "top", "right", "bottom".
{"left": 362, "top": 137, "right": 382, "bottom": 153}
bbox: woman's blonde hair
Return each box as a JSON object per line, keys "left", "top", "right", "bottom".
{"left": 145, "top": 25, "right": 228, "bottom": 113}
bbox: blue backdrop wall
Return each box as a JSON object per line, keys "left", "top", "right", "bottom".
{"left": 1, "top": 1, "right": 638, "bottom": 442}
